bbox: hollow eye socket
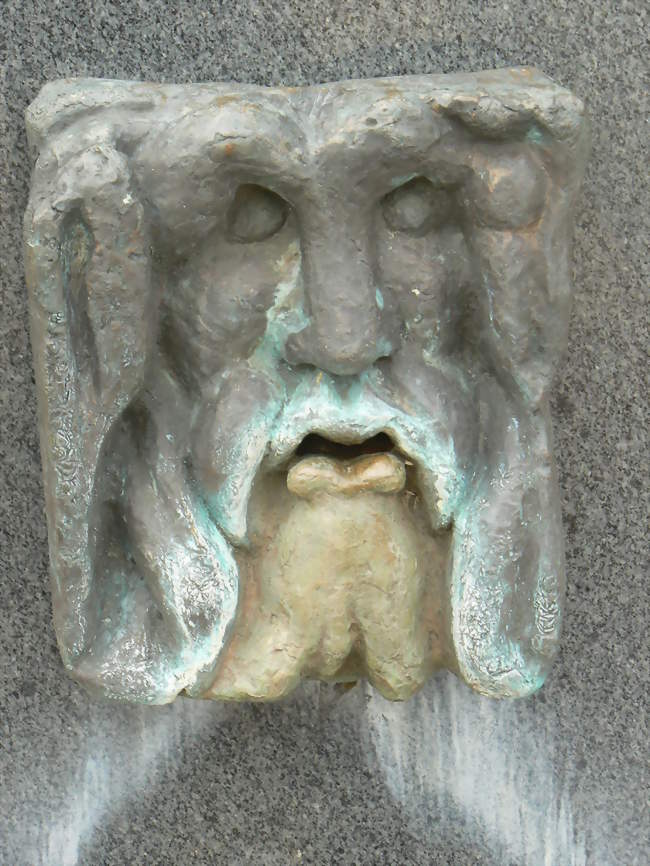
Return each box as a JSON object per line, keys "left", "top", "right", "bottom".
{"left": 382, "top": 177, "right": 454, "bottom": 236}
{"left": 227, "top": 184, "right": 289, "bottom": 243}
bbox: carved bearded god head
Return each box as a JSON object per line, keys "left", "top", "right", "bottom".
{"left": 24, "top": 70, "right": 588, "bottom": 704}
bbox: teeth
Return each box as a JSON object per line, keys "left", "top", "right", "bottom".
{"left": 287, "top": 453, "right": 406, "bottom": 499}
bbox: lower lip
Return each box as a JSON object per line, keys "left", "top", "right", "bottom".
{"left": 287, "top": 452, "right": 407, "bottom": 498}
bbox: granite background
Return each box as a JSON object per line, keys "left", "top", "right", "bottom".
{"left": 0, "top": 2, "right": 647, "bottom": 865}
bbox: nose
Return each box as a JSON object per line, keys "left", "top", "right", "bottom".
{"left": 285, "top": 207, "right": 397, "bottom": 376}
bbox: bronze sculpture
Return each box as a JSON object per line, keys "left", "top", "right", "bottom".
{"left": 24, "top": 69, "right": 589, "bottom": 703}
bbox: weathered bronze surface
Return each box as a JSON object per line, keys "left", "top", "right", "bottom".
{"left": 24, "top": 69, "right": 589, "bottom": 703}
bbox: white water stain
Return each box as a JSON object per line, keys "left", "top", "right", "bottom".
{"left": 34, "top": 699, "right": 230, "bottom": 866}
{"left": 365, "top": 673, "right": 589, "bottom": 866}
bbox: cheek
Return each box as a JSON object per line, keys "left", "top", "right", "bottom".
{"left": 377, "top": 225, "right": 473, "bottom": 351}
{"left": 163, "top": 223, "right": 300, "bottom": 382}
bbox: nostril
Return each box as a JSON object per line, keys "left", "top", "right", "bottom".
{"left": 285, "top": 326, "right": 394, "bottom": 376}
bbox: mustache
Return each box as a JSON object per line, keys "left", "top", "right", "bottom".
{"left": 190, "top": 362, "right": 477, "bottom": 546}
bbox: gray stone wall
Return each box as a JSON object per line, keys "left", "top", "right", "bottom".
{"left": 1, "top": 3, "right": 646, "bottom": 865}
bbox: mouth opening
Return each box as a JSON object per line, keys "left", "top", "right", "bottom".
{"left": 295, "top": 432, "right": 396, "bottom": 461}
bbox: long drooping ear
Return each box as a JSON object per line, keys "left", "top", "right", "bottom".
{"left": 24, "top": 130, "right": 153, "bottom": 669}
{"left": 439, "top": 79, "right": 589, "bottom": 694}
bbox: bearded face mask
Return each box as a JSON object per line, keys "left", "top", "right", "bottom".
{"left": 24, "top": 69, "right": 589, "bottom": 704}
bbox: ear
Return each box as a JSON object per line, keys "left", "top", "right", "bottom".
{"left": 462, "top": 130, "right": 590, "bottom": 408}
{"left": 24, "top": 134, "right": 153, "bottom": 671}
{"left": 436, "top": 73, "right": 590, "bottom": 695}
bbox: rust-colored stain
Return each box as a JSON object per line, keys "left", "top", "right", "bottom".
{"left": 215, "top": 95, "right": 239, "bottom": 107}
{"left": 224, "top": 142, "right": 235, "bottom": 156}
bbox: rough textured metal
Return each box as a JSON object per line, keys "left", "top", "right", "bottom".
{"left": 23, "top": 68, "right": 589, "bottom": 705}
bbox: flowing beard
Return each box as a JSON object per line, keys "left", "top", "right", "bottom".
{"left": 82, "top": 351, "right": 562, "bottom": 704}
{"left": 188, "top": 360, "right": 474, "bottom": 700}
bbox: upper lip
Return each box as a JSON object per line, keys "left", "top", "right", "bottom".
{"left": 266, "top": 421, "right": 408, "bottom": 468}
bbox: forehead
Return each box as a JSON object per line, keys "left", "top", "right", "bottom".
{"left": 28, "top": 68, "right": 587, "bottom": 184}
{"left": 132, "top": 85, "right": 461, "bottom": 204}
